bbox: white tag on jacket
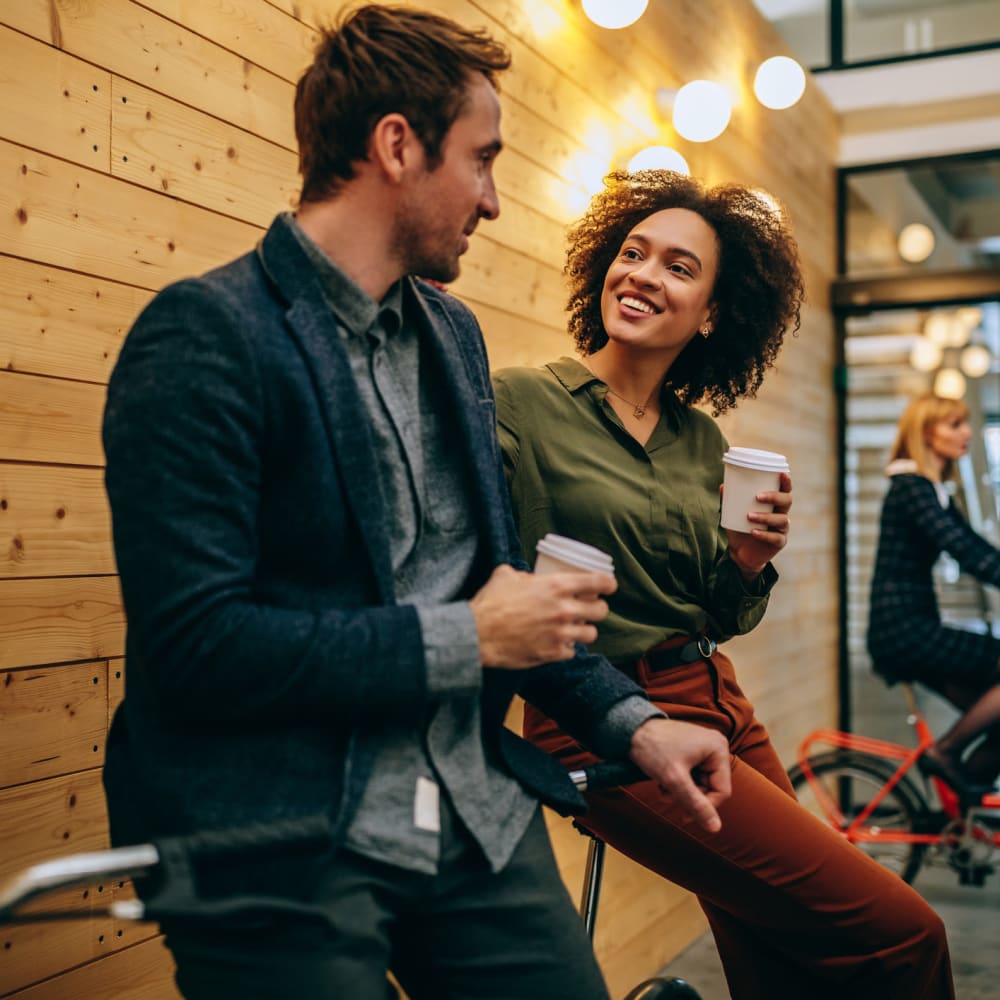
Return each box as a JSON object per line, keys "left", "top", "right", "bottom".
{"left": 414, "top": 776, "right": 441, "bottom": 833}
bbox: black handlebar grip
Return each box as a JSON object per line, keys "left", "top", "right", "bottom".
{"left": 168, "top": 815, "right": 333, "bottom": 861}
{"left": 570, "top": 760, "right": 648, "bottom": 792}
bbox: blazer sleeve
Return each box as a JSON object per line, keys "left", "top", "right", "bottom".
{"left": 103, "top": 278, "right": 427, "bottom": 727}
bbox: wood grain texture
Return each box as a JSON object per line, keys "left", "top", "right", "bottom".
{"left": 0, "top": 578, "right": 124, "bottom": 671}
{"left": 0, "top": 140, "right": 261, "bottom": 291}
{"left": 0, "top": 24, "right": 110, "bottom": 173}
{"left": 4, "top": 936, "right": 180, "bottom": 1000}
{"left": 0, "top": 465, "right": 115, "bottom": 578}
{"left": 0, "top": 661, "right": 108, "bottom": 788}
{"left": 111, "top": 77, "right": 298, "bottom": 227}
{"left": 0, "top": 256, "right": 150, "bottom": 384}
{"left": 6, "top": 0, "right": 296, "bottom": 149}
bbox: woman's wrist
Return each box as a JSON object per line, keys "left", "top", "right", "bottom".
{"left": 729, "top": 552, "right": 765, "bottom": 583}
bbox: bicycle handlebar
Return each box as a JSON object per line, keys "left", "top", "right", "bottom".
{"left": 1, "top": 764, "right": 649, "bottom": 926}
{"left": 569, "top": 760, "right": 648, "bottom": 792}
{"left": 158, "top": 815, "right": 333, "bottom": 862}
{"left": 0, "top": 815, "right": 336, "bottom": 926}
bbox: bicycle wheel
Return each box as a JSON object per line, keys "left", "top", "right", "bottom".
{"left": 787, "top": 751, "right": 928, "bottom": 884}
{"left": 623, "top": 977, "right": 701, "bottom": 999}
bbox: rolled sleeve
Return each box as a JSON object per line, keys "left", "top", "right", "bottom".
{"left": 417, "top": 602, "right": 481, "bottom": 696}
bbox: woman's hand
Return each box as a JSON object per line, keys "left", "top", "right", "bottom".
{"left": 723, "top": 471, "right": 792, "bottom": 581}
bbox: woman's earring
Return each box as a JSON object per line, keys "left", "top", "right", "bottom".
{"left": 699, "top": 325, "right": 711, "bottom": 339}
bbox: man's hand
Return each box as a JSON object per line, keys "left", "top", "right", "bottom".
{"left": 629, "top": 717, "right": 731, "bottom": 833}
{"left": 470, "top": 564, "right": 616, "bottom": 669}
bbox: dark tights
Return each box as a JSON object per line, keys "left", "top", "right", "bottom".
{"left": 927, "top": 667, "right": 1000, "bottom": 784}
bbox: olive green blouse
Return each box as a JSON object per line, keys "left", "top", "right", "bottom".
{"left": 493, "top": 357, "right": 776, "bottom": 666}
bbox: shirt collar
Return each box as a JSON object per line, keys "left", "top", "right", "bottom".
{"left": 545, "top": 355, "right": 687, "bottom": 429}
{"left": 285, "top": 212, "right": 403, "bottom": 341}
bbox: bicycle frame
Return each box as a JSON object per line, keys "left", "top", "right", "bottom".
{"left": 796, "top": 685, "right": 1000, "bottom": 852}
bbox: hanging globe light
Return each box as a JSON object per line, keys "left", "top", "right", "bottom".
{"left": 897, "top": 223, "right": 935, "bottom": 263}
{"left": 673, "top": 81, "right": 732, "bottom": 142}
{"left": 582, "top": 0, "right": 648, "bottom": 29}
{"left": 753, "top": 56, "right": 806, "bottom": 110}
{"left": 909, "top": 338, "right": 942, "bottom": 372}
{"left": 627, "top": 145, "right": 690, "bottom": 175}
{"left": 955, "top": 306, "right": 983, "bottom": 331}
{"left": 959, "top": 343, "right": 992, "bottom": 378}
{"left": 933, "top": 368, "right": 966, "bottom": 399}
{"left": 923, "top": 313, "right": 952, "bottom": 346}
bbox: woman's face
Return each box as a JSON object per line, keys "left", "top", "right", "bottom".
{"left": 926, "top": 412, "right": 972, "bottom": 462}
{"left": 600, "top": 207, "right": 718, "bottom": 360}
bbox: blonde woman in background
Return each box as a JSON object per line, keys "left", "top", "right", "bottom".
{"left": 868, "top": 393, "right": 1000, "bottom": 799}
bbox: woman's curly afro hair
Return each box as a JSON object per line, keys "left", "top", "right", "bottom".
{"left": 566, "top": 170, "right": 804, "bottom": 415}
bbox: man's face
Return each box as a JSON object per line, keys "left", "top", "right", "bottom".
{"left": 394, "top": 74, "right": 502, "bottom": 284}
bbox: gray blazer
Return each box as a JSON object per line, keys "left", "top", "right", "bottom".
{"left": 102, "top": 214, "right": 644, "bottom": 894}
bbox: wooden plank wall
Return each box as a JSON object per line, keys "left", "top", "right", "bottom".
{"left": 0, "top": 0, "right": 839, "bottom": 996}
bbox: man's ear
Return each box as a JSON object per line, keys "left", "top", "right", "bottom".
{"left": 368, "top": 112, "right": 421, "bottom": 183}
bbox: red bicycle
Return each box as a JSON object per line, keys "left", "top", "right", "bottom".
{"left": 788, "top": 682, "right": 1000, "bottom": 886}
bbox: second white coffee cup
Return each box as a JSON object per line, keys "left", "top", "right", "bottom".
{"left": 534, "top": 533, "right": 615, "bottom": 577}
{"left": 720, "top": 447, "right": 790, "bottom": 532}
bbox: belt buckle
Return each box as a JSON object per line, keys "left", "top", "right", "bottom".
{"left": 696, "top": 636, "right": 715, "bottom": 658}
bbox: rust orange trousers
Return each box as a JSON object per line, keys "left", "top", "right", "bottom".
{"left": 524, "top": 642, "right": 954, "bottom": 1000}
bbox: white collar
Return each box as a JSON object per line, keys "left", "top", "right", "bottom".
{"left": 885, "top": 459, "right": 948, "bottom": 507}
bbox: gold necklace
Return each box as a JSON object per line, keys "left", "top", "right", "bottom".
{"left": 604, "top": 384, "right": 659, "bottom": 419}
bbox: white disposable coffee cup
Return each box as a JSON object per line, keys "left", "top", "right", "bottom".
{"left": 720, "top": 447, "right": 790, "bottom": 532}
{"left": 534, "top": 533, "right": 615, "bottom": 577}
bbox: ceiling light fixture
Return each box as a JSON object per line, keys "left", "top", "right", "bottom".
{"left": 581, "top": 0, "right": 648, "bottom": 29}
{"left": 909, "top": 338, "right": 942, "bottom": 372}
{"left": 959, "top": 343, "right": 993, "bottom": 378}
{"left": 933, "top": 367, "right": 966, "bottom": 399}
{"left": 627, "top": 145, "right": 690, "bottom": 175}
{"left": 753, "top": 56, "right": 806, "bottom": 109}
{"left": 897, "top": 223, "right": 935, "bottom": 263}
{"left": 672, "top": 80, "right": 732, "bottom": 142}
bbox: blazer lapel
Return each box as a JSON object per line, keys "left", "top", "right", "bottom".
{"left": 257, "top": 219, "right": 396, "bottom": 602}
{"left": 414, "top": 287, "right": 510, "bottom": 564}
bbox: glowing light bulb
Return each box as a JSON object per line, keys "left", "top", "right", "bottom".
{"left": 909, "top": 339, "right": 942, "bottom": 372}
{"left": 627, "top": 146, "right": 690, "bottom": 175}
{"left": 897, "top": 223, "right": 935, "bottom": 263}
{"left": 753, "top": 56, "right": 806, "bottom": 110}
{"left": 960, "top": 344, "right": 992, "bottom": 378}
{"left": 672, "top": 81, "right": 732, "bottom": 142}
{"left": 933, "top": 368, "right": 966, "bottom": 399}
{"left": 956, "top": 306, "right": 982, "bottom": 331}
{"left": 582, "top": 0, "right": 648, "bottom": 29}
{"left": 923, "top": 313, "right": 952, "bottom": 346}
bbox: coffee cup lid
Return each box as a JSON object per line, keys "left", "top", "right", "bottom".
{"left": 536, "top": 533, "right": 615, "bottom": 574}
{"left": 722, "top": 447, "right": 789, "bottom": 473}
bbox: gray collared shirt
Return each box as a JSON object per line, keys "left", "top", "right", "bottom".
{"left": 287, "top": 215, "right": 537, "bottom": 874}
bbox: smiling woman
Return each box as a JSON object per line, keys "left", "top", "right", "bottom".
{"left": 492, "top": 168, "right": 958, "bottom": 1000}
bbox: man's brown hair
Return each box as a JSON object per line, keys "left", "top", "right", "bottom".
{"left": 294, "top": 4, "right": 511, "bottom": 204}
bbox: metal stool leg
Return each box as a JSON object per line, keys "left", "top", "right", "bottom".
{"left": 574, "top": 827, "right": 702, "bottom": 1000}
{"left": 579, "top": 833, "right": 606, "bottom": 939}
